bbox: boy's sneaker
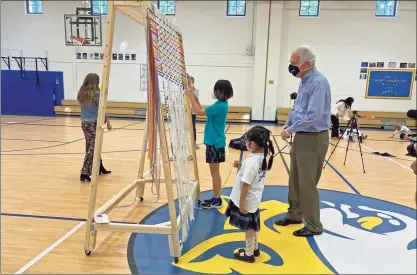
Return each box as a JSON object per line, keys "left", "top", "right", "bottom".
{"left": 201, "top": 197, "right": 222, "bottom": 209}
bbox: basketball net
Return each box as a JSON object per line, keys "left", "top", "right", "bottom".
{"left": 72, "top": 36, "right": 86, "bottom": 60}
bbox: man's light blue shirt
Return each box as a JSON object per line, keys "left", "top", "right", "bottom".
{"left": 286, "top": 68, "right": 331, "bottom": 133}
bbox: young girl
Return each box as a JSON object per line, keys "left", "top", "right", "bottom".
{"left": 185, "top": 79, "right": 233, "bottom": 209}
{"left": 225, "top": 126, "right": 275, "bottom": 263}
{"left": 77, "top": 73, "right": 112, "bottom": 182}
{"left": 331, "top": 97, "right": 354, "bottom": 139}
{"left": 188, "top": 75, "right": 200, "bottom": 149}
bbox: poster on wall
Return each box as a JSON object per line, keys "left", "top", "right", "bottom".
{"left": 140, "top": 64, "right": 148, "bottom": 91}
{"left": 360, "top": 68, "right": 368, "bottom": 73}
{"left": 388, "top": 62, "right": 396, "bottom": 68}
{"left": 360, "top": 74, "right": 367, "bottom": 80}
{"left": 400, "top": 63, "right": 407, "bottom": 68}
{"left": 82, "top": 53, "right": 87, "bottom": 59}
{"left": 377, "top": 62, "right": 384, "bottom": 68}
{"left": 112, "top": 53, "right": 117, "bottom": 60}
{"left": 131, "top": 54, "right": 137, "bottom": 61}
{"left": 366, "top": 69, "right": 414, "bottom": 99}
{"left": 361, "top": 62, "right": 368, "bottom": 67}
{"left": 118, "top": 53, "right": 123, "bottom": 60}
{"left": 369, "top": 62, "right": 376, "bottom": 68}
{"left": 408, "top": 63, "right": 416, "bottom": 68}
{"left": 125, "top": 54, "right": 130, "bottom": 61}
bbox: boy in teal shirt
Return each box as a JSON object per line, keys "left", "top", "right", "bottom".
{"left": 185, "top": 79, "right": 233, "bottom": 208}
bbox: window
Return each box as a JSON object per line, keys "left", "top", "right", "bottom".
{"left": 376, "top": 0, "right": 397, "bottom": 17}
{"left": 158, "top": 0, "right": 176, "bottom": 16}
{"left": 25, "top": 0, "right": 42, "bottom": 15}
{"left": 299, "top": 0, "right": 320, "bottom": 17}
{"left": 227, "top": 0, "right": 246, "bottom": 16}
{"left": 91, "top": 0, "right": 107, "bottom": 15}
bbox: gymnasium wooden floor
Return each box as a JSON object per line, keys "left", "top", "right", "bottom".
{"left": 1, "top": 115, "right": 416, "bottom": 274}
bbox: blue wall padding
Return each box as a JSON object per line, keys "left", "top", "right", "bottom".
{"left": 1, "top": 70, "right": 64, "bottom": 116}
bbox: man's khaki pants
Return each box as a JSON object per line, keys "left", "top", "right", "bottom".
{"left": 286, "top": 131, "right": 329, "bottom": 233}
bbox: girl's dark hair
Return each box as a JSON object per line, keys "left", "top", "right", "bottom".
{"left": 246, "top": 126, "right": 275, "bottom": 171}
{"left": 213, "top": 79, "right": 233, "bottom": 101}
{"left": 336, "top": 97, "right": 354, "bottom": 110}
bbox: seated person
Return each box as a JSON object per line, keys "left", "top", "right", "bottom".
{"left": 340, "top": 128, "right": 368, "bottom": 143}
{"left": 339, "top": 119, "right": 367, "bottom": 143}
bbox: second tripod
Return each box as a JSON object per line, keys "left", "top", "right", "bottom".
{"left": 324, "top": 112, "right": 366, "bottom": 173}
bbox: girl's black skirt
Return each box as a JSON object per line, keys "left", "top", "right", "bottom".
{"left": 225, "top": 200, "right": 260, "bottom": 232}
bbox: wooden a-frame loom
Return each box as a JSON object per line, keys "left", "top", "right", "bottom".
{"left": 84, "top": 0, "right": 201, "bottom": 263}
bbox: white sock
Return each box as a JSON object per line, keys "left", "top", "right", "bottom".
{"left": 245, "top": 234, "right": 254, "bottom": 256}
{"left": 254, "top": 232, "right": 259, "bottom": 250}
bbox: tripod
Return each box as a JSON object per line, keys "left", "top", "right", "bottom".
{"left": 324, "top": 112, "right": 366, "bottom": 173}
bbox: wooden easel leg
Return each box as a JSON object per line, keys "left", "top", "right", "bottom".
{"left": 158, "top": 111, "right": 181, "bottom": 259}
{"left": 136, "top": 109, "right": 149, "bottom": 201}
{"left": 136, "top": 7, "right": 151, "bottom": 201}
{"left": 84, "top": 0, "right": 116, "bottom": 255}
{"left": 185, "top": 98, "right": 201, "bottom": 202}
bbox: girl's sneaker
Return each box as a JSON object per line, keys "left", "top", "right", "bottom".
{"left": 201, "top": 197, "right": 222, "bottom": 209}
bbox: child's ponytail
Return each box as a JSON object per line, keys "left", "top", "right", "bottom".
{"left": 267, "top": 140, "right": 275, "bottom": 171}
{"left": 262, "top": 142, "right": 268, "bottom": 171}
{"left": 246, "top": 126, "right": 275, "bottom": 171}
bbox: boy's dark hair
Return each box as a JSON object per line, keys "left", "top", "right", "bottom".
{"left": 213, "top": 80, "right": 233, "bottom": 101}
{"left": 245, "top": 126, "right": 275, "bottom": 171}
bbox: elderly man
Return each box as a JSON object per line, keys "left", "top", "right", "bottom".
{"left": 275, "top": 47, "right": 331, "bottom": 237}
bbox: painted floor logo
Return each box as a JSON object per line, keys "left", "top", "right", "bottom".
{"left": 127, "top": 186, "right": 416, "bottom": 274}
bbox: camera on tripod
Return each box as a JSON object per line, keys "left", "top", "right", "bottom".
{"left": 352, "top": 110, "right": 362, "bottom": 118}
{"left": 325, "top": 109, "right": 366, "bottom": 173}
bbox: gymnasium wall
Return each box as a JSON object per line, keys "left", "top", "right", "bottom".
{"left": 0, "top": 1, "right": 255, "bottom": 107}
{"left": 1, "top": 1, "right": 416, "bottom": 116}
{"left": 275, "top": 1, "right": 417, "bottom": 112}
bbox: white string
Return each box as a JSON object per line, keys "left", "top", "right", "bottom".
{"left": 152, "top": 6, "right": 194, "bottom": 245}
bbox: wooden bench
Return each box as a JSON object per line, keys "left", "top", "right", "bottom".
{"left": 55, "top": 100, "right": 251, "bottom": 123}
{"left": 276, "top": 108, "right": 416, "bottom": 129}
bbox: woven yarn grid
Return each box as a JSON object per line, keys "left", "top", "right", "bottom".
{"left": 147, "top": 6, "right": 194, "bottom": 244}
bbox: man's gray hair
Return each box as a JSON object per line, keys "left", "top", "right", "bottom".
{"left": 294, "top": 46, "right": 316, "bottom": 67}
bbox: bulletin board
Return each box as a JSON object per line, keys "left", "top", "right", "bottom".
{"left": 365, "top": 69, "right": 415, "bottom": 100}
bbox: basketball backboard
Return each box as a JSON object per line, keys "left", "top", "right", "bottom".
{"left": 64, "top": 14, "right": 102, "bottom": 46}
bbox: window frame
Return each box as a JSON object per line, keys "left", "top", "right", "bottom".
{"left": 25, "top": 0, "right": 42, "bottom": 15}
{"left": 299, "top": 0, "right": 320, "bottom": 18}
{"left": 227, "top": 0, "right": 247, "bottom": 17}
{"left": 157, "top": 0, "right": 176, "bottom": 16}
{"left": 375, "top": 0, "right": 398, "bottom": 17}
{"left": 90, "top": 0, "right": 108, "bottom": 16}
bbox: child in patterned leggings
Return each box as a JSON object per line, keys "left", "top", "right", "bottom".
{"left": 77, "top": 73, "right": 112, "bottom": 182}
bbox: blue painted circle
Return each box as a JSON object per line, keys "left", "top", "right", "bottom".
{"left": 127, "top": 186, "right": 416, "bottom": 274}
